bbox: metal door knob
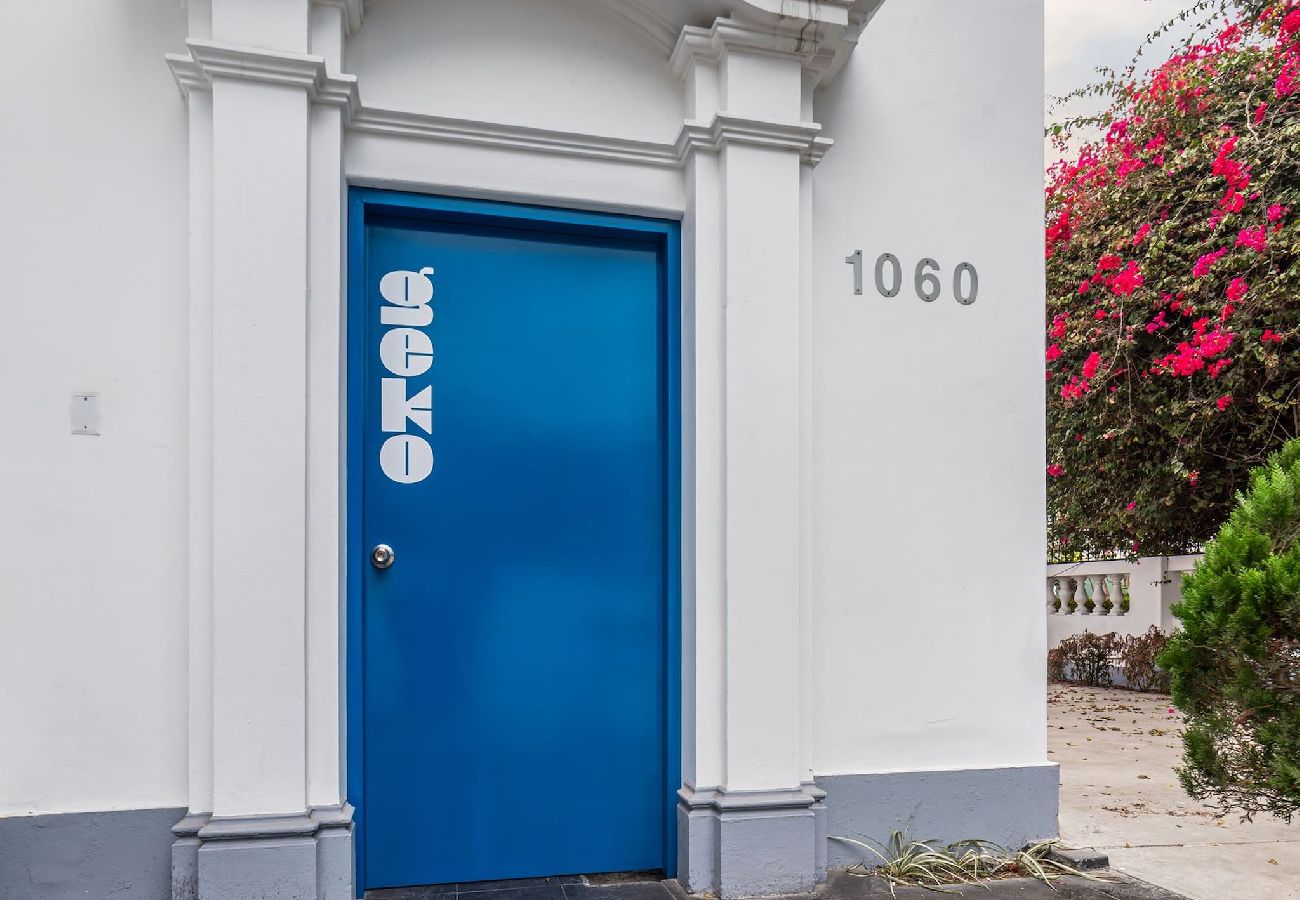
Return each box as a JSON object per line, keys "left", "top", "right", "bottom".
{"left": 371, "top": 544, "right": 395, "bottom": 570}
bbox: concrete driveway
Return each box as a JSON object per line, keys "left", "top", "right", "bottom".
{"left": 1050, "top": 683, "right": 1300, "bottom": 900}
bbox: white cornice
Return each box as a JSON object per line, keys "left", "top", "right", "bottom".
{"left": 165, "top": 40, "right": 359, "bottom": 116}
{"left": 349, "top": 106, "right": 681, "bottom": 168}
{"left": 349, "top": 107, "right": 831, "bottom": 169}
{"left": 670, "top": 3, "right": 883, "bottom": 87}
{"left": 677, "top": 114, "right": 830, "bottom": 166}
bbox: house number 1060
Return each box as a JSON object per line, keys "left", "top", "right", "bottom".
{"left": 845, "top": 251, "right": 979, "bottom": 305}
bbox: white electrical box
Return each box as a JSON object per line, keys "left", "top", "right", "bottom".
{"left": 71, "top": 393, "right": 100, "bottom": 436}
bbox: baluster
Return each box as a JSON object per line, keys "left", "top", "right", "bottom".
{"left": 1081, "top": 576, "right": 1095, "bottom": 614}
{"left": 1058, "top": 577, "right": 1075, "bottom": 614}
{"left": 1048, "top": 577, "right": 1061, "bottom": 614}
{"left": 1099, "top": 574, "right": 1114, "bottom": 615}
{"left": 1116, "top": 573, "right": 1129, "bottom": 615}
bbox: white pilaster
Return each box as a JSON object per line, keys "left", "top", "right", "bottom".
{"left": 674, "top": 16, "right": 834, "bottom": 896}
{"left": 166, "top": 0, "right": 358, "bottom": 895}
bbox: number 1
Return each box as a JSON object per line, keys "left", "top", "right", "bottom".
{"left": 845, "top": 250, "right": 863, "bottom": 295}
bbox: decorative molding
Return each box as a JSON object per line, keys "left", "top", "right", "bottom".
{"left": 164, "top": 40, "right": 359, "bottom": 117}
{"left": 678, "top": 784, "right": 822, "bottom": 812}
{"left": 349, "top": 106, "right": 682, "bottom": 168}
{"left": 670, "top": 7, "right": 881, "bottom": 88}
{"left": 593, "top": 0, "right": 680, "bottom": 55}
{"left": 165, "top": 44, "right": 831, "bottom": 169}
{"left": 184, "top": 804, "right": 354, "bottom": 842}
{"left": 677, "top": 114, "right": 832, "bottom": 166}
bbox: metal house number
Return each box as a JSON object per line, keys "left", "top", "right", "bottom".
{"left": 845, "top": 251, "right": 979, "bottom": 305}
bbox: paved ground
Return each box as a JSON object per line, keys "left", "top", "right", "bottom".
{"left": 370, "top": 871, "right": 1185, "bottom": 900}
{"left": 1050, "top": 683, "right": 1300, "bottom": 900}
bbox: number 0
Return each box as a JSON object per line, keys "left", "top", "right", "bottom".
{"left": 954, "top": 263, "right": 979, "bottom": 305}
{"left": 874, "top": 253, "right": 902, "bottom": 298}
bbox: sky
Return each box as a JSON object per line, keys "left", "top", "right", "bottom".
{"left": 1045, "top": 0, "right": 1203, "bottom": 155}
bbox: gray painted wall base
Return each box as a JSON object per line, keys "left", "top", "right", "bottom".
{"left": 677, "top": 785, "right": 823, "bottom": 899}
{"left": 170, "top": 805, "right": 353, "bottom": 900}
{"left": 1, "top": 767, "right": 1054, "bottom": 900}
{"left": 0, "top": 806, "right": 184, "bottom": 900}
{"left": 816, "top": 763, "right": 1060, "bottom": 871}
{"left": 679, "top": 765, "right": 1058, "bottom": 898}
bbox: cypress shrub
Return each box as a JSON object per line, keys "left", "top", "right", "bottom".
{"left": 1160, "top": 437, "right": 1300, "bottom": 820}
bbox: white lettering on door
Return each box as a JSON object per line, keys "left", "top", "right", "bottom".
{"left": 377, "top": 266, "right": 436, "bottom": 483}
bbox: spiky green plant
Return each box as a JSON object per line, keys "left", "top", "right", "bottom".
{"left": 831, "top": 832, "right": 1101, "bottom": 896}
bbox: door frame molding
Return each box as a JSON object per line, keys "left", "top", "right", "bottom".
{"left": 345, "top": 188, "right": 682, "bottom": 892}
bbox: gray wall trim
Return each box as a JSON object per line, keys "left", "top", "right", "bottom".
{"left": 677, "top": 784, "right": 821, "bottom": 899}
{"left": 0, "top": 806, "right": 184, "bottom": 900}
{"left": 816, "top": 763, "right": 1060, "bottom": 872}
{"left": 170, "top": 805, "right": 354, "bottom": 900}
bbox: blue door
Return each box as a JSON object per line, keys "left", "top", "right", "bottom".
{"left": 349, "top": 192, "right": 679, "bottom": 892}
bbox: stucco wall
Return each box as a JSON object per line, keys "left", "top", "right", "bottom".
{"left": 810, "top": 0, "right": 1048, "bottom": 775}
{"left": 0, "top": 0, "right": 190, "bottom": 816}
{"left": 348, "top": 0, "right": 687, "bottom": 143}
{"left": 0, "top": 0, "right": 1047, "bottom": 823}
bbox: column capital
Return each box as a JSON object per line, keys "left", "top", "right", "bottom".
{"left": 670, "top": 7, "right": 878, "bottom": 89}
{"left": 165, "top": 39, "right": 358, "bottom": 116}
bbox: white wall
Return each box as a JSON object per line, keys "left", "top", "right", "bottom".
{"left": 0, "top": 0, "right": 1049, "bottom": 819}
{"left": 348, "top": 0, "right": 685, "bottom": 143}
{"left": 0, "top": 0, "right": 190, "bottom": 815}
{"left": 810, "top": 0, "right": 1048, "bottom": 775}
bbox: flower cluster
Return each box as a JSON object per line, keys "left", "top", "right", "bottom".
{"left": 1046, "top": 4, "right": 1300, "bottom": 559}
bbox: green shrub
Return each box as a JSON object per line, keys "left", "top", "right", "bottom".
{"left": 1159, "top": 437, "right": 1300, "bottom": 821}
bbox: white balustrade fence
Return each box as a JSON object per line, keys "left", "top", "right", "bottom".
{"left": 1046, "top": 555, "right": 1201, "bottom": 647}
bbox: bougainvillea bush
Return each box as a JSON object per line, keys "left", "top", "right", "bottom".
{"left": 1047, "top": 3, "right": 1300, "bottom": 560}
{"left": 1159, "top": 438, "right": 1300, "bottom": 820}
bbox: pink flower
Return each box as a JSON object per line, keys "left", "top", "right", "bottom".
{"left": 1126, "top": 502, "right": 1137, "bottom": 511}
{"left": 1193, "top": 248, "right": 1228, "bottom": 278}
{"left": 1110, "top": 260, "right": 1144, "bottom": 296}
{"left": 1283, "top": 10, "right": 1300, "bottom": 36}
{"left": 1227, "top": 277, "right": 1248, "bottom": 304}
{"left": 1254, "top": 102, "right": 1269, "bottom": 124}
{"left": 1236, "top": 225, "right": 1267, "bottom": 253}
{"left": 1094, "top": 309, "right": 1109, "bottom": 320}
{"left": 1216, "top": 394, "right": 1233, "bottom": 411}
{"left": 1146, "top": 311, "right": 1168, "bottom": 334}
{"left": 1082, "top": 351, "right": 1103, "bottom": 380}
{"left": 1047, "top": 465, "right": 1065, "bottom": 478}
{"left": 1261, "top": 329, "right": 1284, "bottom": 344}
{"left": 1133, "top": 223, "right": 1152, "bottom": 245}
{"left": 1276, "top": 63, "right": 1297, "bottom": 97}
{"left": 1050, "top": 314, "right": 1068, "bottom": 339}
{"left": 1189, "top": 471, "right": 1200, "bottom": 488}
{"left": 1097, "top": 254, "right": 1124, "bottom": 272}
{"left": 1268, "top": 204, "right": 1288, "bottom": 223}
{"left": 1046, "top": 343, "right": 1062, "bottom": 362}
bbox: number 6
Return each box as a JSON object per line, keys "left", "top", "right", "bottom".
{"left": 914, "top": 258, "right": 940, "bottom": 302}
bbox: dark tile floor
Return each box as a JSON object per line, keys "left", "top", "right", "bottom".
{"left": 368, "top": 870, "right": 1188, "bottom": 900}
{"left": 366, "top": 874, "right": 675, "bottom": 900}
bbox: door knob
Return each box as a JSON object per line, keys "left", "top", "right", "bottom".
{"left": 370, "top": 544, "right": 395, "bottom": 570}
